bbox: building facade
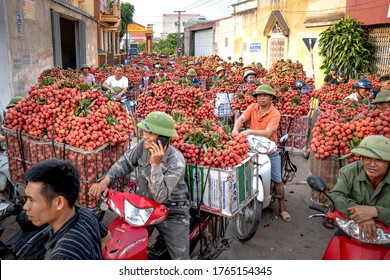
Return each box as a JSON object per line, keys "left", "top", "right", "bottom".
{"left": 345, "top": 0, "right": 390, "bottom": 75}
{"left": 161, "top": 13, "right": 203, "bottom": 39}
{"left": 186, "top": 0, "right": 347, "bottom": 87}
{"left": 0, "top": 0, "right": 98, "bottom": 107}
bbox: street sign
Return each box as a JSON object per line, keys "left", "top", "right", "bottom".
{"left": 302, "top": 38, "right": 316, "bottom": 85}
{"left": 302, "top": 38, "right": 316, "bottom": 51}
{"left": 249, "top": 43, "right": 261, "bottom": 53}
{"left": 177, "top": 47, "right": 182, "bottom": 53}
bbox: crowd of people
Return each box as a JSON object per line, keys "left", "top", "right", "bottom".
{"left": 4, "top": 54, "right": 390, "bottom": 260}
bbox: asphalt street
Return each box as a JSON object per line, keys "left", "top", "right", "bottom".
{"left": 217, "top": 153, "right": 335, "bottom": 260}
{"left": 1, "top": 152, "right": 335, "bottom": 260}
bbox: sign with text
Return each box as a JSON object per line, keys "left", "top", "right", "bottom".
{"left": 249, "top": 43, "right": 261, "bottom": 53}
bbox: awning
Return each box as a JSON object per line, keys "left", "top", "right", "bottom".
{"left": 264, "top": 10, "right": 289, "bottom": 37}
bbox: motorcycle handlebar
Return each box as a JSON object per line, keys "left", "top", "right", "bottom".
{"left": 309, "top": 203, "right": 326, "bottom": 214}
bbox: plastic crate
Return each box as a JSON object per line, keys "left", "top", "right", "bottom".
{"left": 215, "top": 103, "right": 233, "bottom": 117}
{"left": 214, "top": 92, "right": 235, "bottom": 117}
{"left": 185, "top": 153, "right": 257, "bottom": 217}
{"left": 3, "top": 126, "right": 130, "bottom": 209}
{"left": 278, "top": 115, "right": 309, "bottom": 152}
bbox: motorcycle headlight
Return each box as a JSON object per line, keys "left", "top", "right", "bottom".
{"left": 336, "top": 217, "right": 390, "bottom": 245}
{"left": 109, "top": 198, "right": 121, "bottom": 217}
{"left": 124, "top": 199, "right": 153, "bottom": 226}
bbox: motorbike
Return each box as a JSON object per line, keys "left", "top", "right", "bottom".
{"left": 0, "top": 197, "right": 50, "bottom": 260}
{"left": 101, "top": 189, "right": 231, "bottom": 260}
{"left": 234, "top": 134, "right": 296, "bottom": 242}
{"left": 0, "top": 131, "right": 49, "bottom": 259}
{"left": 307, "top": 174, "right": 390, "bottom": 260}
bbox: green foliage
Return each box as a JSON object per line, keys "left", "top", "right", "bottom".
{"left": 138, "top": 42, "right": 146, "bottom": 52}
{"left": 153, "top": 33, "right": 179, "bottom": 54}
{"left": 120, "top": 2, "right": 135, "bottom": 39}
{"left": 318, "top": 17, "right": 375, "bottom": 80}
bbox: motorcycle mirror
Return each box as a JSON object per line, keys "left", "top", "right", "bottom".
{"left": 307, "top": 175, "right": 327, "bottom": 193}
{"left": 280, "top": 134, "right": 289, "bottom": 143}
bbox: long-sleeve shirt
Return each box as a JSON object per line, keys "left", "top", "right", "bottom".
{"left": 107, "top": 140, "right": 189, "bottom": 204}
{"left": 328, "top": 161, "right": 390, "bottom": 226}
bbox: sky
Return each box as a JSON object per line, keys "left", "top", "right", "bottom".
{"left": 122, "top": 0, "right": 236, "bottom": 37}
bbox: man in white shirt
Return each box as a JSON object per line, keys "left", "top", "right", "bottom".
{"left": 345, "top": 78, "right": 372, "bottom": 105}
{"left": 102, "top": 64, "right": 129, "bottom": 103}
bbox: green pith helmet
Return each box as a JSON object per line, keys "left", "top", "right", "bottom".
{"left": 351, "top": 135, "right": 390, "bottom": 161}
{"left": 252, "top": 85, "right": 277, "bottom": 99}
{"left": 372, "top": 90, "right": 390, "bottom": 104}
{"left": 187, "top": 68, "right": 197, "bottom": 77}
{"left": 187, "top": 61, "right": 195, "bottom": 66}
{"left": 6, "top": 96, "right": 24, "bottom": 109}
{"left": 137, "top": 112, "right": 178, "bottom": 138}
{"left": 216, "top": 66, "right": 225, "bottom": 73}
{"left": 80, "top": 64, "right": 90, "bottom": 70}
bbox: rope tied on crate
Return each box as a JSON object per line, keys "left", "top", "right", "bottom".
{"left": 51, "top": 112, "right": 59, "bottom": 159}
{"left": 194, "top": 142, "right": 213, "bottom": 258}
{"left": 16, "top": 129, "right": 27, "bottom": 173}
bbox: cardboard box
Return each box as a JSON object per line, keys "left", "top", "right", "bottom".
{"left": 185, "top": 154, "right": 257, "bottom": 217}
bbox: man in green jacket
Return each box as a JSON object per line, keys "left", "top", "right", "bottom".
{"left": 329, "top": 135, "right": 390, "bottom": 241}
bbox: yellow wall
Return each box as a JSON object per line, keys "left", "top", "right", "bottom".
{"left": 224, "top": 0, "right": 347, "bottom": 88}
{"left": 75, "top": 0, "right": 94, "bottom": 16}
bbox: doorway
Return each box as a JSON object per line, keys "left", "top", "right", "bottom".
{"left": 60, "top": 18, "right": 76, "bottom": 69}
{"left": 51, "top": 10, "right": 86, "bottom": 69}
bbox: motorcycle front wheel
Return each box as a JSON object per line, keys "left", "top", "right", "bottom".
{"left": 234, "top": 198, "right": 261, "bottom": 242}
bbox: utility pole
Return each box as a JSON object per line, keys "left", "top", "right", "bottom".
{"left": 174, "top": 10, "right": 185, "bottom": 57}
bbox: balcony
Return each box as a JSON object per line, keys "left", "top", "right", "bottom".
{"left": 231, "top": 0, "right": 257, "bottom": 15}
{"left": 100, "top": 2, "right": 120, "bottom": 23}
{"left": 100, "top": 2, "right": 121, "bottom": 31}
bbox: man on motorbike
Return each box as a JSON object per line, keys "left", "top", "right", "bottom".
{"left": 23, "top": 159, "right": 110, "bottom": 259}
{"left": 89, "top": 111, "right": 190, "bottom": 260}
{"left": 243, "top": 70, "right": 256, "bottom": 85}
{"left": 101, "top": 64, "right": 129, "bottom": 103}
{"left": 329, "top": 135, "right": 390, "bottom": 242}
{"left": 232, "top": 85, "right": 291, "bottom": 222}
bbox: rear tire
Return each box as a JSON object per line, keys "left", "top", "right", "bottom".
{"left": 234, "top": 199, "right": 261, "bottom": 242}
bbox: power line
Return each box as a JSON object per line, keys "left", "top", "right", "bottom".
{"left": 186, "top": 0, "right": 221, "bottom": 13}
{"left": 189, "top": 0, "right": 227, "bottom": 15}
{"left": 180, "top": 0, "right": 211, "bottom": 11}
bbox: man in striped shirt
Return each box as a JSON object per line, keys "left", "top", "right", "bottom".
{"left": 23, "top": 159, "right": 109, "bottom": 260}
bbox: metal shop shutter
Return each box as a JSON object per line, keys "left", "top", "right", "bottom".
{"left": 194, "top": 29, "right": 213, "bottom": 57}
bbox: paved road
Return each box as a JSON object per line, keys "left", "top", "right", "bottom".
{"left": 100, "top": 152, "right": 335, "bottom": 260}
{"left": 1, "top": 153, "right": 335, "bottom": 260}
{"left": 217, "top": 153, "right": 335, "bottom": 260}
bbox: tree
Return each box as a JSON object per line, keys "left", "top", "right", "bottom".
{"left": 153, "top": 33, "right": 179, "bottom": 55}
{"left": 137, "top": 42, "right": 146, "bottom": 53}
{"left": 318, "top": 17, "right": 375, "bottom": 80}
{"left": 120, "top": 2, "right": 135, "bottom": 54}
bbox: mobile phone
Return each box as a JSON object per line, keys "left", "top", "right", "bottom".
{"left": 157, "top": 135, "right": 170, "bottom": 148}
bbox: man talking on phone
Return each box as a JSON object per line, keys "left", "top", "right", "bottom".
{"left": 89, "top": 111, "right": 190, "bottom": 260}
